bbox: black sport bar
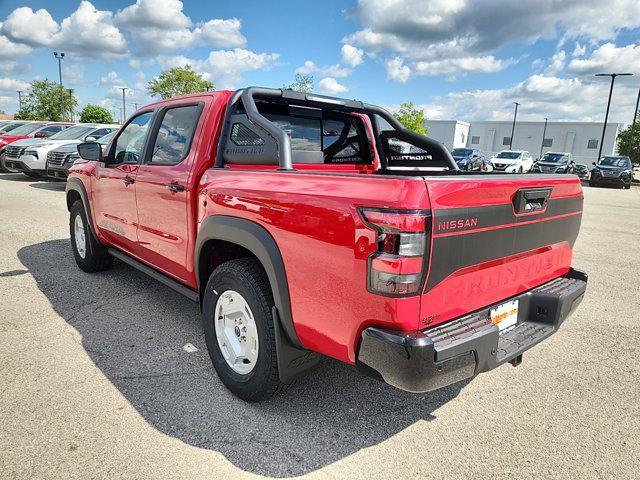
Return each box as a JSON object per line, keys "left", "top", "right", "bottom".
{"left": 216, "top": 87, "right": 458, "bottom": 171}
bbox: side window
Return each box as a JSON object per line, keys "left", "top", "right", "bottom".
{"left": 322, "top": 117, "right": 368, "bottom": 164}
{"left": 149, "top": 105, "right": 201, "bottom": 165}
{"left": 264, "top": 114, "right": 321, "bottom": 152}
{"left": 112, "top": 111, "right": 154, "bottom": 165}
{"left": 41, "top": 126, "right": 62, "bottom": 134}
{"left": 91, "top": 128, "right": 110, "bottom": 138}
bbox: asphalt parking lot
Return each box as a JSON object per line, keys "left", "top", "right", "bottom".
{"left": 0, "top": 173, "right": 638, "bottom": 479}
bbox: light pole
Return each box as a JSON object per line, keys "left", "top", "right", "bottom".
{"left": 53, "top": 52, "right": 65, "bottom": 120}
{"left": 120, "top": 87, "right": 128, "bottom": 123}
{"left": 17, "top": 90, "right": 23, "bottom": 111}
{"left": 595, "top": 73, "right": 633, "bottom": 162}
{"left": 509, "top": 102, "right": 520, "bottom": 150}
{"left": 539, "top": 117, "right": 549, "bottom": 159}
{"left": 632, "top": 85, "right": 640, "bottom": 163}
{"left": 67, "top": 89, "right": 74, "bottom": 121}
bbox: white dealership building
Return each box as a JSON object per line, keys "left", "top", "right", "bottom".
{"left": 425, "top": 119, "right": 623, "bottom": 165}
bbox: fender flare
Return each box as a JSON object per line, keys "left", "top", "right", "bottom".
{"left": 194, "top": 215, "right": 303, "bottom": 349}
{"left": 65, "top": 177, "right": 100, "bottom": 241}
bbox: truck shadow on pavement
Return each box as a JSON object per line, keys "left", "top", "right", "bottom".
{"left": 18, "top": 239, "right": 469, "bottom": 478}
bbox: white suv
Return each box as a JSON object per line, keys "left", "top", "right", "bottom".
{"left": 490, "top": 150, "right": 534, "bottom": 173}
{"left": 7, "top": 124, "right": 119, "bottom": 178}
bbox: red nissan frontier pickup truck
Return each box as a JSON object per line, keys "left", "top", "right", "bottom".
{"left": 66, "top": 87, "right": 587, "bottom": 401}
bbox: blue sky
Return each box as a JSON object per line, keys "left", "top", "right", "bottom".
{"left": 0, "top": 0, "right": 639, "bottom": 124}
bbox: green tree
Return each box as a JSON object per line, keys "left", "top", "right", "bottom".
{"left": 617, "top": 123, "right": 640, "bottom": 165}
{"left": 16, "top": 79, "right": 77, "bottom": 121}
{"left": 393, "top": 102, "right": 428, "bottom": 135}
{"left": 79, "top": 104, "right": 114, "bottom": 124}
{"left": 283, "top": 73, "right": 314, "bottom": 93}
{"left": 147, "top": 65, "right": 214, "bottom": 99}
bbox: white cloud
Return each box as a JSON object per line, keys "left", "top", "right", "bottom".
{"left": 193, "top": 18, "right": 246, "bottom": 48}
{"left": 344, "top": 0, "right": 640, "bottom": 77}
{"left": 295, "top": 60, "right": 350, "bottom": 78}
{"left": 544, "top": 50, "right": 566, "bottom": 75}
{"left": 0, "top": 77, "right": 30, "bottom": 93}
{"left": 386, "top": 57, "right": 411, "bottom": 83}
{"left": 414, "top": 56, "right": 514, "bottom": 78}
{"left": 567, "top": 43, "right": 640, "bottom": 75}
{"left": 572, "top": 43, "right": 586, "bottom": 57}
{"left": 115, "top": 0, "right": 245, "bottom": 54}
{"left": 317, "top": 77, "right": 348, "bottom": 94}
{"left": 423, "top": 73, "right": 638, "bottom": 123}
{"left": 341, "top": 44, "right": 364, "bottom": 68}
{"left": 161, "top": 48, "right": 279, "bottom": 89}
{"left": 1, "top": 2, "right": 127, "bottom": 58}
{"left": 99, "top": 71, "right": 125, "bottom": 86}
{"left": 115, "top": 0, "right": 191, "bottom": 29}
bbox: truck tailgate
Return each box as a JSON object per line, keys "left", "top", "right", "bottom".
{"left": 419, "top": 174, "right": 583, "bottom": 329}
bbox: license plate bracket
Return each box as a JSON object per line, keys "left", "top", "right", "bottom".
{"left": 490, "top": 299, "right": 519, "bottom": 333}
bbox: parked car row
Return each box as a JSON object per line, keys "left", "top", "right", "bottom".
{"left": 0, "top": 121, "right": 119, "bottom": 178}
{"left": 447, "top": 145, "right": 633, "bottom": 189}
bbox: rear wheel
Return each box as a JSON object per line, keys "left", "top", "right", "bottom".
{"left": 70, "top": 200, "right": 113, "bottom": 272}
{"left": 202, "top": 258, "right": 283, "bottom": 402}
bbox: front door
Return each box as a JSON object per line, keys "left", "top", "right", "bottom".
{"left": 92, "top": 111, "right": 155, "bottom": 254}
{"left": 134, "top": 103, "right": 203, "bottom": 282}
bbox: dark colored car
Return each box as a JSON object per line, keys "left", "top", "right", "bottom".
{"left": 589, "top": 156, "right": 633, "bottom": 189}
{"left": 450, "top": 147, "right": 485, "bottom": 171}
{"left": 47, "top": 131, "right": 115, "bottom": 180}
{"left": 532, "top": 152, "right": 575, "bottom": 174}
{"left": 574, "top": 164, "right": 590, "bottom": 180}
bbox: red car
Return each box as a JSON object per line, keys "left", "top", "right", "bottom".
{"left": 0, "top": 122, "right": 74, "bottom": 172}
{"left": 66, "top": 88, "right": 587, "bottom": 401}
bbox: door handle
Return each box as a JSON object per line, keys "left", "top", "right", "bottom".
{"left": 165, "top": 183, "right": 184, "bottom": 192}
{"left": 123, "top": 176, "right": 135, "bottom": 185}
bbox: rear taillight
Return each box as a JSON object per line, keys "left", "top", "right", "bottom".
{"left": 359, "top": 208, "right": 431, "bottom": 296}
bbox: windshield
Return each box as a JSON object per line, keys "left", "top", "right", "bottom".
{"left": 0, "top": 122, "right": 28, "bottom": 133}
{"left": 5, "top": 122, "right": 47, "bottom": 136}
{"left": 599, "top": 156, "right": 631, "bottom": 168}
{"left": 542, "top": 153, "right": 568, "bottom": 163}
{"left": 97, "top": 131, "right": 116, "bottom": 145}
{"left": 50, "top": 125, "right": 95, "bottom": 141}
{"left": 496, "top": 151, "right": 521, "bottom": 159}
{"left": 451, "top": 148, "right": 473, "bottom": 157}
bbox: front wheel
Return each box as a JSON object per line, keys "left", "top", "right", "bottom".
{"left": 202, "top": 258, "right": 283, "bottom": 402}
{"left": 70, "top": 200, "right": 113, "bottom": 272}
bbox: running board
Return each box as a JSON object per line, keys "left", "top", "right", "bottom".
{"left": 108, "top": 248, "right": 199, "bottom": 302}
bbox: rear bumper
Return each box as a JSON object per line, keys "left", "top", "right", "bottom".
{"left": 356, "top": 268, "right": 587, "bottom": 393}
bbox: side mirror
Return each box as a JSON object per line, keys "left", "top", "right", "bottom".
{"left": 77, "top": 142, "right": 103, "bottom": 162}
{"left": 84, "top": 135, "right": 98, "bottom": 142}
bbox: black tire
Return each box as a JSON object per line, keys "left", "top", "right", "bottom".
{"left": 624, "top": 183, "right": 631, "bottom": 189}
{"left": 518, "top": 166, "right": 523, "bottom": 173}
{"left": 589, "top": 181, "right": 596, "bottom": 187}
{"left": 202, "top": 258, "right": 283, "bottom": 402}
{"left": 0, "top": 151, "right": 12, "bottom": 173}
{"left": 70, "top": 200, "right": 114, "bottom": 272}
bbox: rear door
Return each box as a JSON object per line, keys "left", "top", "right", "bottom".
{"left": 134, "top": 102, "right": 204, "bottom": 282}
{"left": 419, "top": 175, "right": 583, "bottom": 328}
